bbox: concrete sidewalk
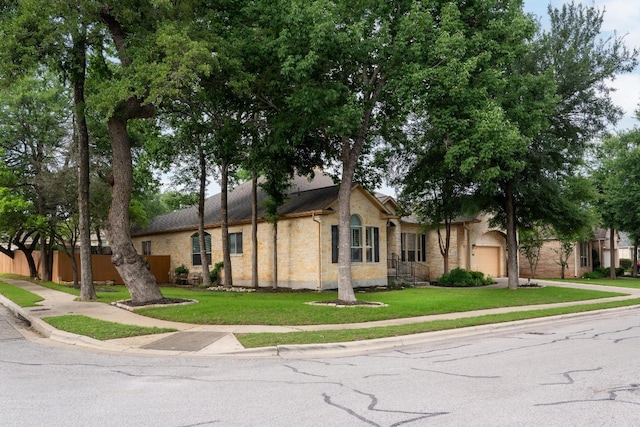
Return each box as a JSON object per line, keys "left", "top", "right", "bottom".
{"left": 2, "top": 277, "right": 640, "bottom": 358}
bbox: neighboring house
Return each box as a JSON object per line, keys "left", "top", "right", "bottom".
{"left": 132, "top": 173, "right": 395, "bottom": 289}
{"left": 618, "top": 231, "right": 638, "bottom": 262}
{"left": 519, "top": 228, "right": 620, "bottom": 279}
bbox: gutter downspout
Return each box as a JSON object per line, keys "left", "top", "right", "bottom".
{"left": 313, "top": 214, "right": 322, "bottom": 291}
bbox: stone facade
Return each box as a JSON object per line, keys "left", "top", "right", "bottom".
{"left": 132, "top": 186, "right": 390, "bottom": 290}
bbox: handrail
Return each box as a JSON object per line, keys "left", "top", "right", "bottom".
{"left": 388, "top": 253, "right": 430, "bottom": 285}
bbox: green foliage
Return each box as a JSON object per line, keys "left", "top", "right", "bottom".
{"left": 174, "top": 264, "right": 189, "bottom": 276}
{"left": 210, "top": 261, "right": 224, "bottom": 283}
{"left": 436, "top": 268, "right": 493, "bottom": 287}
{"left": 583, "top": 267, "right": 626, "bottom": 279}
{"left": 620, "top": 259, "right": 633, "bottom": 270}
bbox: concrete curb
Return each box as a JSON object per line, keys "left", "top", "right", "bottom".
{"left": 3, "top": 283, "right": 640, "bottom": 358}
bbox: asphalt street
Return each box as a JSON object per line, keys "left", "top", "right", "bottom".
{"left": 2, "top": 303, "right": 639, "bottom": 426}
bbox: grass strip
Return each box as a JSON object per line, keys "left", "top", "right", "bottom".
{"left": 0, "top": 281, "right": 44, "bottom": 307}
{"left": 236, "top": 298, "right": 640, "bottom": 348}
{"left": 42, "top": 315, "right": 177, "bottom": 341}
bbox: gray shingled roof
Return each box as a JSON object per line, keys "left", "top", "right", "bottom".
{"left": 133, "top": 172, "right": 339, "bottom": 236}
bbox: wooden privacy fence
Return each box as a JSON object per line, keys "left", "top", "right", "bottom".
{"left": 0, "top": 250, "right": 171, "bottom": 285}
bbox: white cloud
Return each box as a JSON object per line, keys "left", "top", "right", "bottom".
{"left": 610, "top": 73, "right": 640, "bottom": 116}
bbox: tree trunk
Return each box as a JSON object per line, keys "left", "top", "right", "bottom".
{"left": 13, "top": 234, "right": 39, "bottom": 279}
{"left": 251, "top": 171, "right": 258, "bottom": 288}
{"left": 197, "top": 142, "right": 211, "bottom": 287}
{"left": 633, "top": 235, "right": 638, "bottom": 278}
{"left": 438, "top": 221, "right": 452, "bottom": 274}
{"left": 73, "top": 31, "right": 96, "bottom": 300}
{"left": 504, "top": 181, "right": 520, "bottom": 289}
{"left": 272, "top": 222, "right": 278, "bottom": 289}
{"left": 40, "top": 239, "right": 52, "bottom": 282}
{"left": 220, "top": 161, "right": 232, "bottom": 287}
{"left": 95, "top": 227, "right": 103, "bottom": 254}
{"left": 609, "top": 227, "right": 616, "bottom": 279}
{"left": 107, "top": 116, "right": 163, "bottom": 304}
{"left": 337, "top": 146, "right": 357, "bottom": 302}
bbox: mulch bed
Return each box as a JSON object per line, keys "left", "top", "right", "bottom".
{"left": 117, "top": 298, "right": 194, "bottom": 308}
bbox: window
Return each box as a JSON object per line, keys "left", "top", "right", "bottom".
{"left": 580, "top": 241, "right": 589, "bottom": 267}
{"left": 366, "top": 226, "right": 380, "bottom": 262}
{"left": 401, "top": 233, "right": 426, "bottom": 262}
{"left": 229, "top": 232, "right": 243, "bottom": 255}
{"left": 142, "top": 241, "right": 151, "bottom": 256}
{"left": 191, "top": 232, "right": 212, "bottom": 266}
{"left": 350, "top": 215, "right": 363, "bottom": 263}
{"left": 331, "top": 221, "right": 380, "bottom": 263}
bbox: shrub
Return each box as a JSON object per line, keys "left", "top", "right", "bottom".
{"left": 174, "top": 264, "right": 189, "bottom": 276}
{"left": 437, "top": 268, "right": 493, "bottom": 287}
{"left": 588, "top": 267, "right": 625, "bottom": 278}
{"left": 620, "top": 258, "right": 633, "bottom": 270}
{"left": 581, "top": 270, "right": 605, "bottom": 279}
{"left": 210, "top": 261, "right": 224, "bottom": 283}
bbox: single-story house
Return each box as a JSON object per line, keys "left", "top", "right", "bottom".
{"left": 131, "top": 172, "right": 508, "bottom": 289}
{"left": 518, "top": 228, "right": 620, "bottom": 279}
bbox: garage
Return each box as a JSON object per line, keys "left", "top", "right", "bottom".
{"left": 475, "top": 246, "right": 501, "bottom": 278}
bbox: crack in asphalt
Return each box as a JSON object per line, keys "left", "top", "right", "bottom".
{"left": 541, "top": 367, "right": 603, "bottom": 385}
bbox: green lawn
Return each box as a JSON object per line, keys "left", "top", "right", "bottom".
{"left": 550, "top": 277, "right": 640, "bottom": 289}
{"left": 43, "top": 315, "right": 176, "bottom": 340}
{"left": 9, "top": 278, "right": 629, "bottom": 326}
{"left": 1, "top": 277, "right": 638, "bottom": 346}
{"left": 135, "top": 286, "right": 627, "bottom": 325}
{"left": 236, "top": 298, "right": 640, "bottom": 348}
{"left": 0, "top": 281, "right": 44, "bottom": 307}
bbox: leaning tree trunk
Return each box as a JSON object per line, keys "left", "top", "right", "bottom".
{"left": 107, "top": 116, "right": 163, "bottom": 304}
{"left": 504, "top": 180, "right": 520, "bottom": 289}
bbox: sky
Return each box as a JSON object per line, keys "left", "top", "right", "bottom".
{"left": 523, "top": 0, "right": 640, "bottom": 132}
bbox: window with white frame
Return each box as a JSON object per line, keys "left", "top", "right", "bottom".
{"left": 366, "top": 226, "right": 380, "bottom": 262}
{"left": 350, "top": 215, "right": 363, "bottom": 263}
{"left": 331, "top": 219, "right": 380, "bottom": 263}
{"left": 580, "top": 241, "right": 589, "bottom": 267}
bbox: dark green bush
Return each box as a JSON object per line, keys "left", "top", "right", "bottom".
{"left": 581, "top": 270, "right": 605, "bottom": 279}
{"left": 437, "top": 268, "right": 493, "bottom": 287}
{"left": 589, "top": 267, "right": 625, "bottom": 278}
{"left": 620, "top": 258, "right": 633, "bottom": 270}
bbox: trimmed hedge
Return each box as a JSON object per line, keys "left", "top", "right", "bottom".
{"left": 436, "top": 268, "right": 493, "bottom": 287}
